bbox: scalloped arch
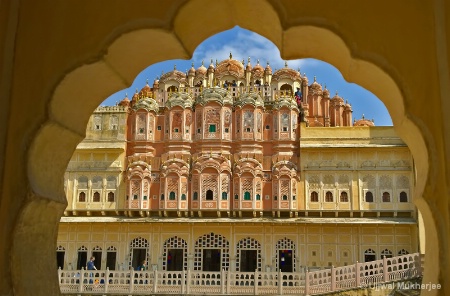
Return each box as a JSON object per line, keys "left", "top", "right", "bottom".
{"left": 22, "top": 4, "right": 435, "bottom": 295}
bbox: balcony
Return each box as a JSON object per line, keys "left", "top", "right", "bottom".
{"left": 59, "top": 253, "right": 423, "bottom": 295}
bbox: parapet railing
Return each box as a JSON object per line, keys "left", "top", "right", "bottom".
{"left": 59, "top": 253, "right": 423, "bottom": 295}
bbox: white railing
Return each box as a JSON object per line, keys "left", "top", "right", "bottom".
{"left": 59, "top": 253, "right": 423, "bottom": 295}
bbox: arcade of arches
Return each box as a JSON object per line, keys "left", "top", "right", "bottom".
{"left": 1, "top": 1, "right": 449, "bottom": 295}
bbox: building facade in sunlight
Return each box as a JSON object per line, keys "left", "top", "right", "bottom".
{"left": 58, "top": 56, "right": 417, "bottom": 272}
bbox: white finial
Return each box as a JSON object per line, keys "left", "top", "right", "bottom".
{"left": 229, "top": 52, "right": 232, "bottom": 59}
{"left": 257, "top": 59, "right": 260, "bottom": 65}
{"left": 174, "top": 64, "right": 177, "bottom": 70}
{"left": 314, "top": 76, "right": 317, "bottom": 82}
{"left": 248, "top": 57, "right": 251, "bottom": 64}
{"left": 285, "top": 61, "right": 288, "bottom": 67}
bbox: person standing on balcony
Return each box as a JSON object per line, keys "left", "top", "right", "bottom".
{"left": 87, "top": 256, "right": 97, "bottom": 270}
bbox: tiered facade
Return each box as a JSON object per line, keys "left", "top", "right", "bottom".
{"left": 59, "top": 56, "right": 417, "bottom": 273}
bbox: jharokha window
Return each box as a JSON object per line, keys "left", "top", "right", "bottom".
{"left": 365, "top": 191, "right": 374, "bottom": 202}
{"left": 382, "top": 192, "right": 391, "bottom": 202}
{"left": 325, "top": 191, "right": 333, "bottom": 202}
{"left": 78, "top": 192, "right": 86, "bottom": 202}
{"left": 107, "top": 192, "right": 115, "bottom": 202}
{"left": 340, "top": 191, "right": 349, "bottom": 202}
{"left": 310, "top": 191, "right": 319, "bottom": 202}
{"left": 93, "top": 192, "right": 100, "bottom": 202}
{"left": 399, "top": 191, "right": 408, "bottom": 202}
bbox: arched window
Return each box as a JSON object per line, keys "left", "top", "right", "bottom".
{"left": 160, "top": 194, "right": 164, "bottom": 200}
{"left": 256, "top": 194, "right": 261, "bottom": 200}
{"left": 78, "top": 192, "right": 86, "bottom": 202}
{"left": 107, "top": 192, "right": 115, "bottom": 202}
{"left": 365, "top": 191, "right": 374, "bottom": 202}
{"left": 381, "top": 249, "right": 393, "bottom": 259}
{"left": 399, "top": 191, "right": 408, "bottom": 202}
{"left": 310, "top": 191, "right": 318, "bottom": 202}
{"left": 222, "top": 192, "right": 227, "bottom": 200}
{"left": 206, "top": 190, "right": 213, "bottom": 200}
{"left": 382, "top": 192, "right": 391, "bottom": 202}
{"left": 167, "top": 85, "right": 178, "bottom": 92}
{"left": 364, "top": 249, "right": 376, "bottom": 262}
{"left": 234, "top": 194, "right": 238, "bottom": 200}
{"left": 340, "top": 191, "right": 349, "bottom": 202}
{"left": 169, "top": 192, "right": 176, "bottom": 200}
{"left": 193, "top": 192, "right": 198, "bottom": 200}
{"left": 398, "top": 249, "right": 409, "bottom": 255}
{"left": 244, "top": 192, "right": 251, "bottom": 200}
{"left": 181, "top": 194, "right": 186, "bottom": 200}
{"left": 93, "top": 191, "right": 100, "bottom": 202}
{"left": 282, "top": 195, "right": 288, "bottom": 200}
{"left": 325, "top": 191, "right": 333, "bottom": 202}
{"left": 280, "top": 83, "right": 293, "bottom": 95}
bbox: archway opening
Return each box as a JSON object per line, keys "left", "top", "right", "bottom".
{"left": 22, "top": 20, "right": 434, "bottom": 294}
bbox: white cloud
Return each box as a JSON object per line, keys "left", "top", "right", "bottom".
{"left": 192, "top": 29, "right": 316, "bottom": 73}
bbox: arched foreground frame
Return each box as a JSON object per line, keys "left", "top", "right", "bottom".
{"left": 17, "top": 8, "right": 439, "bottom": 296}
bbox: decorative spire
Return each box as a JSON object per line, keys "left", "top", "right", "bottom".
{"left": 161, "top": 70, "right": 164, "bottom": 76}
{"left": 362, "top": 114, "right": 365, "bottom": 119}
{"left": 314, "top": 76, "right": 317, "bottom": 82}
{"left": 215, "top": 59, "right": 218, "bottom": 66}
{"left": 324, "top": 83, "right": 327, "bottom": 89}
{"left": 284, "top": 61, "right": 288, "bottom": 67}
{"left": 248, "top": 56, "right": 251, "bottom": 64}
{"left": 242, "top": 59, "right": 245, "bottom": 65}
{"left": 146, "top": 78, "right": 149, "bottom": 84}
{"left": 174, "top": 64, "right": 177, "bottom": 70}
{"left": 229, "top": 52, "right": 232, "bottom": 59}
{"left": 335, "top": 90, "right": 338, "bottom": 96}
{"left": 192, "top": 62, "right": 194, "bottom": 67}
{"left": 201, "top": 60, "right": 204, "bottom": 66}
{"left": 257, "top": 59, "right": 260, "bottom": 65}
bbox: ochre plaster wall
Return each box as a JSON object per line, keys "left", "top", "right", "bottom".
{"left": 0, "top": 1, "right": 449, "bottom": 295}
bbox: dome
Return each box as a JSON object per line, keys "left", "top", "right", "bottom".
{"left": 188, "top": 62, "right": 196, "bottom": 76}
{"left": 132, "top": 89, "right": 139, "bottom": 101}
{"left": 354, "top": 115, "right": 375, "bottom": 127}
{"left": 345, "top": 100, "right": 352, "bottom": 110}
{"left": 309, "top": 76, "right": 322, "bottom": 91}
{"left": 118, "top": 94, "right": 130, "bottom": 107}
{"left": 251, "top": 60, "right": 264, "bottom": 78}
{"left": 196, "top": 61, "right": 207, "bottom": 76}
{"left": 152, "top": 78, "right": 159, "bottom": 88}
{"left": 214, "top": 56, "right": 245, "bottom": 78}
{"left": 245, "top": 57, "right": 252, "bottom": 71}
{"left": 208, "top": 59, "right": 215, "bottom": 72}
{"left": 323, "top": 85, "right": 330, "bottom": 97}
{"left": 159, "top": 65, "right": 187, "bottom": 84}
{"left": 140, "top": 80, "right": 151, "bottom": 95}
{"left": 272, "top": 63, "right": 301, "bottom": 81}
{"left": 331, "top": 91, "right": 344, "bottom": 103}
{"left": 264, "top": 62, "right": 272, "bottom": 74}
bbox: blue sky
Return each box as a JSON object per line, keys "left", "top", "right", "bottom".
{"left": 103, "top": 27, "right": 392, "bottom": 126}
